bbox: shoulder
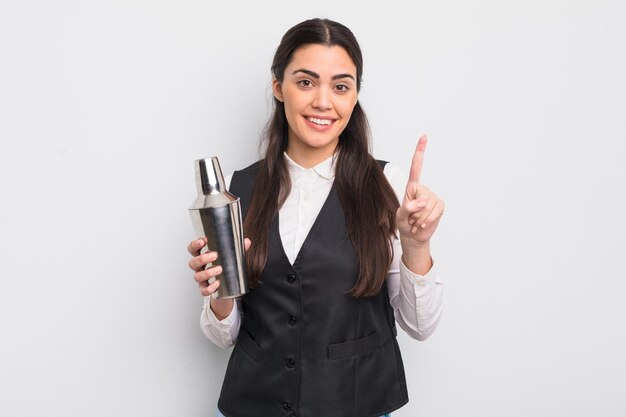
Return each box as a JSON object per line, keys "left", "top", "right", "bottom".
{"left": 380, "top": 161, "right": 407, "bottom": 202}
{"left": 231, "top": 160, "right": 262, "bottom": 183}
{"left": 229, "top": 160, "right": 263, "bottom": 197}
{"left": 375, "top": 159, "right": 388, "bottom": 169}
{"left": 381, "top": 161, "right": 404, "bottom": 181}
{"left": 374, "top": 159, "right": 404, "bottom": 180}
{"left": 233, "top": 160, "right": 262, "bottom": 177}
{"left": 225, "top": 160, "right": 262, "bottom": 191}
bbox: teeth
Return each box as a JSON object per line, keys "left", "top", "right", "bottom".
{"left": 308, "top": 117, "right": 332, "bottom": 126}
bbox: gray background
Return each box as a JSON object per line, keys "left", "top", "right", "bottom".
{"left": 1, "top": 1, "right": 625, "bottom": 416}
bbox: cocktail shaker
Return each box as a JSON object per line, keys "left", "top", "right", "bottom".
{"left": 189, "top": 157, "right": 248, "bottom": 298}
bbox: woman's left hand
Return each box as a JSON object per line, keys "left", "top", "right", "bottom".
{"left": 396, "top": 135, "right": 445, "bottom": 246}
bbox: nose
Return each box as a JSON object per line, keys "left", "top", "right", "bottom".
{"left": 312, "top": 87, "right": 332, "bottom": 111}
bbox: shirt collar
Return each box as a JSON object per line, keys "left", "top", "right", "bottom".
{"left": 283, "top": 152, "right": 336, "bottom": 181}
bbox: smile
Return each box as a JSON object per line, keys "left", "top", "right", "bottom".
{"left": 307, "top": 116, "right": 333, "bottom": 126}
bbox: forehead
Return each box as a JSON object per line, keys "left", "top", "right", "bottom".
{"left": 286, "top": 44, "right": 357, "bottom": 76}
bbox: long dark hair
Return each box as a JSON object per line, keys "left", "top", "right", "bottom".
{"left": 244, "top": 18, "right": 399, "bottom": 297}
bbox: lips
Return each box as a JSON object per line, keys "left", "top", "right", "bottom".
{"left": 306, "top": 116, "right": 334, "bottom": 126}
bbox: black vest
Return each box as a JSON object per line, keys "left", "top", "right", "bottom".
{"left": 218, "top": 161, "right": 408, "bottom": 417}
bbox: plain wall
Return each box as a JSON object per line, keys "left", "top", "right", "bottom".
{"left": 1, "top": 1, "right": 625, "bottom": 416}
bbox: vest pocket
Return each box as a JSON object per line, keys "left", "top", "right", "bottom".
{"left": 237, "top": 329, "right": 264, "bottom": 363}
{"left": 327, "top": 330, "right": 392, "bottom": 360}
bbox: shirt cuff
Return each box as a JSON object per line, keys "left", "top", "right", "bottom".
{"left": 399, "top": 258, "right": 439, "bottom": 296}
{"left": 203, "top": 296, "right": 239, "bottom": 327}
{"left": 200, "top": 296, "right": 241, "bottom": 347}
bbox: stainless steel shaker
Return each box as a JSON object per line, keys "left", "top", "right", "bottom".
{"left": 189, "top": 157, "right": 248, "bottom": 298}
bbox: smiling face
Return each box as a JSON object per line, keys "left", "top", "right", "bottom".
{"left": 272, "top": 44, "right": 358, "bottom": 168}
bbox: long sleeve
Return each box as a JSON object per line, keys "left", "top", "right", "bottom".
{"left": 385, "top": 238, "right": 444, "bottom": 340}
{"left": 384, "top": 163, "right": 444, "bottom": 341}
{"left": 199, "top": 297, "right": 241, "bottom": 348}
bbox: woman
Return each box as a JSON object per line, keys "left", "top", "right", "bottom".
{"left": 188, "top": 18, "right": 444, "bottom": 417}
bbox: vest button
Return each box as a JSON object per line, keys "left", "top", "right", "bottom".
{"left": 288, "top": 315, "right": 297, "bottom": 326}
{"left": 282, "top": 401, "right": 292, "bottom": 411}
{"left": 285, "top": 358, "right": 295, "bottom": 369}
{"left": 287, "top": 273, "right": 296, "bottom": 283}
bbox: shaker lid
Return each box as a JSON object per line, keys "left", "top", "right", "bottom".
{"left": 189, "top": 157, "right": 238, "bottom": 209}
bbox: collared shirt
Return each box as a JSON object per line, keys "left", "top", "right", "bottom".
{"left": 201, "top": 153, "right": 444, "bottom": 347}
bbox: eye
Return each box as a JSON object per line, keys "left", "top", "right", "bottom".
{"left": 297, "top": 79, "right": 313, "bottom": 88}
{"left": 334, "top": 84, "right": 350, "bottom": 93}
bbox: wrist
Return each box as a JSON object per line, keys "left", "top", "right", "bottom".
{"left": 210, "top": 297, "right": 235, "bottom": 321}
{"left": 400, "top": 235, "right": 431, "bottom": 251}
{"left": 400, "top": 238, "right": 432, "bottom": 275}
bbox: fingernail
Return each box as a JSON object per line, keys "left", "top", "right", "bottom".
{"left": 411, "top": 226, "right": 417, "bottom": 233}
{"left": 417, "top": 201, "right": 427, "bottom": 208}
{"left": 421, "top": 223, "right": 427, "bottom": 229}
{"left": 409, "top": 219, "right": 415, "bottom": 225}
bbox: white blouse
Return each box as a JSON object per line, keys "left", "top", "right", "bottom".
{"left": 200, "top": 153, "right": 444, "bottom": 347}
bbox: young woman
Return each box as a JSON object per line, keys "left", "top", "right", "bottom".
{"left": 187, "top": 18, "right": 444, "bottom": 417}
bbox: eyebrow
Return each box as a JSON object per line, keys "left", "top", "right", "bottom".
{"left": 292, "top": 68, "right": 355, "bottom": 81}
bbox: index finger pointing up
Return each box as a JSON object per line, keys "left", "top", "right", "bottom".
{"left": 408, "top": 134, "right": 428, "bottom": 184}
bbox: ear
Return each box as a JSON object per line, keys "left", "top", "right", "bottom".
{"left": 272, "top": 78, "right": 284, "bottom": 102}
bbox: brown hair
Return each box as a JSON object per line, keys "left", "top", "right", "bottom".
{"left": 244, "top": 18, "right": 399, "bottom": 297}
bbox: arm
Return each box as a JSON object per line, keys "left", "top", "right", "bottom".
{"left": 395, "top": 135, "right": 445, "bottom": 274}
{"left": 188, "top": 237, "right": 246, "bottom": 348}
{"left": 386, "top": 235, "right": 443, "bottom": 341}
{"left": 384, "top": 138, "right": 445, "bottom": 340}
{"left": 200, "top": 295, "right": 242, "bottom": 348}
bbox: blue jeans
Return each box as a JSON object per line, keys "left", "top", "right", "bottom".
{"left": 217, "top": 410, "right": 390, "bottom": 417}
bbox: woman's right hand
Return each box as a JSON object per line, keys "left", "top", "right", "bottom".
{"left": 188, "top": 237, "right": 224, "bottom": 297}
{"left": 187, "top": 237, "right": 251, "bottom": 319}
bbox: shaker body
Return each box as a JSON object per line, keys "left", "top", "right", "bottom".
{"left": 189, "top": 157, "right": 248, "bottom": 299}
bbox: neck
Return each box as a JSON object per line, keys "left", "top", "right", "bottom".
{"left": 286, "top": 143, "right": 337, "bottom": 169}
